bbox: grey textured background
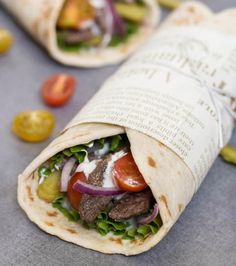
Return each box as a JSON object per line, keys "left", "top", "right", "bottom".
{"left": 0, "top": 1, "right": 236, "bottom": 265}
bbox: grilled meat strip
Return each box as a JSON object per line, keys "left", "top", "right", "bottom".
{"left": 109, "top": 189, "right": 153, "bottom": 221}
{"left": 64, "top": 30, "right": 94, "bottom": 45}
{"left": 78, "top": 158, "right": 112, "bottom": 224}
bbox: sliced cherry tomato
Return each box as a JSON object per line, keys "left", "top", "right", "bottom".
{"left": 67, "top": 172, "right": 87, "bottom": 209}
{"left": 57, "top": 0, "right": 95, "bottom": 30}
{"left": 113, "top": 152, "right": 147, "bottom": 192}
{"left": 41, "top": 74, "right": 76, "bottom": 106}
{"left": 12, "top": 110, "right": 55, "bottom": 142}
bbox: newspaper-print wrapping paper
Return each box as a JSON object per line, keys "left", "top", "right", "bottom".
{"left": 66, "top": 26, "right": 236, "bottom": 187}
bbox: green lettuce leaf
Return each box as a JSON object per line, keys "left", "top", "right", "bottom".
{"left": 38, "top": 166, "right": 51, "bottom": 178}
{"left": 70, "top": 145, "right": 87, "bottom": 163}
{"left": 110, "top": 135, "right": 122, "bottom": 152}
{"left": 63, "top": 149, "right": 73, "bottom": 157}
{"left": 96, "top": 138, "right": 105, "bottom": 149}
{"left": 52, "top": 197, "right": 80, "bottom": 222}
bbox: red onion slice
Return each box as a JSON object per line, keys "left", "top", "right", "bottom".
{"left": 138, "top": 203, "right": 159, "bottom": 224}
{"left": 89, "top": 0, "right": 113, "bottom": 48}
{"left": 60, "top": 157, "right": 77, "bottom": 192}
{"left": 73, "top": 179, "right": 123, "bottom": 196}
{"left": 100, "top": 3, "right": 113, "bottom": 47}
{"left": 106, "top": 0, "right": 125, "bottom": 37}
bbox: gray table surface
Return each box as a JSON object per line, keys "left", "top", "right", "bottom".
{"left": 0, "top": 1, "right": 236, "bottom": 265}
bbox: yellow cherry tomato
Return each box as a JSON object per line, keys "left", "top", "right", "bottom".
{"left": 12, "top": 110, "right": 55, "bottom": 142}
{"left": 0, "top": 28, "right": 13, "bottom": 54}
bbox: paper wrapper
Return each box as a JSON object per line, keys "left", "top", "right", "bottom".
{"left": 0, "top": 0, "right": 160, "bottom": 67}
{"left": 17, "top": 2, "right": 236, "bottom": 255}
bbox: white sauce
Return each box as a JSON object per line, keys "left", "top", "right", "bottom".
{"left": 126, "top": 218, "right": 138, "bottom": 230}
{"left": 54, "top": 164, "right": 60, "bottom": 171}
{"left": 86, "top": 141, "right": 94, "bottom": 148}
{"left": 75, "top": 156, "right": 97, "bottom": 178}
{"left": 38, "top": 176, "right": 45, "bottom": 185}
{"left": 103, "top": 150, "right": 126, "bottom": 188}
{"left": 89, "top": 0, "right": 106, "bottom": 9}
{"left": 79, "top": 20, "right": 95, "bottom": 30}
{"left": 62, "top": 198, "right": 71, "bottom": 209}
{"left": 113, "top": 192, "right": 127, "bottom": 201}
{"left": 91, "top": 24, "right": 101, "bottom": 36}
{"left": 74, "top": 150, "right": 127, "bottom": 187}
{"left": 94, "top": 142, "right": 110, "bottom": 157}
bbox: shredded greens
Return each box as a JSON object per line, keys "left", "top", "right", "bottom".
{"left": 69, "top": 145, "right": 88, "bottom": 163}
{"left": 96, "top": 138, "right": 105, "bottom": 149}
{"left": 38, "top": 166, "right": 51, "bottom": 178}
{"left": 57, "top": 32, "right": 87, "bottom": 52}
{"left": 94, "top": 211, "right": 129, "bottom": 236}
{"left": 110, "top": 135, "right": 122, "bottom": 152}
{"left": 92, "top": 204, "right": 162, "bottom": 240}
{"left": 38, "top": 135, "right": 125, "bottom": 179}
{"left": 123, "top": 217, "right": 162, "bottom": 240}
{"left": 52, "top": 196, "right": 80, "bottom": 222}
{"left": 137, "top": 0, "right": 145, "bottom": 5}
{"left": 109, "top": 21, "right": 139, "bottom": 47}
{"left": 57, "top": 20, "right": 139, "bottom": 52}
{"left": 50, "top": 153, "right": 64, "bottom": 170}
{"left": 53, "top": 202, "right": 162, "bottom": 240}
{"left": 37, "top": 153, "right": 65, "bottom": 179}
{"left": 63, "top": 149, "right": 73, "bottom": 157}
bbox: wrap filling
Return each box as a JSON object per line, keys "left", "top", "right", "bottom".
{"left": 56, "top": 0, "right": 148, "bottom": 52}
{"left": 36, "top": 134, "right": 162, "bottom": 240}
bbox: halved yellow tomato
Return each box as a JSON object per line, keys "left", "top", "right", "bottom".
{"left": 12, "top": 110, "right": 55, "bottom": 142}
{"left": 0, "top": 28, "right": 13, "bottom": 54}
